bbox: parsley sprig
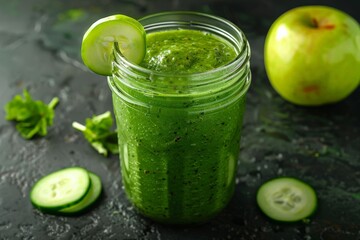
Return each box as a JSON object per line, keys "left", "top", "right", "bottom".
{"left": 5, "top": 89, "right": 59, "bottom": 139}
{"left": 72, "top": 111, "right": 118, "bottom": 157}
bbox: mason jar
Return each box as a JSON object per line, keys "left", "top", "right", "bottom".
{"left": 108, "top": 11, "right": 251, "bottom": 224}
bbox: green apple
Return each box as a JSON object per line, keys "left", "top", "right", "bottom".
{"left": 264, "top": 5, "right": 360, "bottom": 106}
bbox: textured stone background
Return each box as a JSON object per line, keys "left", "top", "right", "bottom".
{"left": 0, "top": 0, "right": 359, "bottom": 239}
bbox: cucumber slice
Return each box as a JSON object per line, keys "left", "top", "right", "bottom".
{"left": 59, "top": 172, "right": 102, "bottom": 214}
{"left": 30, "top": 167, "right": 91, "bottom": 211}
{"left": 256, "top": 177, "right": 317, "bottom": 222}
{"left": 81, "top": 14, "right": 146, "bottom": 76}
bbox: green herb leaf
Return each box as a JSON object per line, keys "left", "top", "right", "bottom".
{"left": 72, "top": 111, "right": 118, "bottom": 157}
{"left": 4, "top": 89, "right": 59, "bottom": 139}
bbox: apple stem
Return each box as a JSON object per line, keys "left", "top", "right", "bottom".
{"left": 311, "top": 18, "right": 319, "bottom": 28}
{"left": 311, "top": 17, "right": 335, "bottom": 29}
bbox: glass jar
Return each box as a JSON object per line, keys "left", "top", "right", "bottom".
{"left": 108, "top": 11, "right": 251, "bottom": 224}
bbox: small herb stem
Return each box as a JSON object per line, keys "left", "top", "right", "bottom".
{"left": 93, "top": 111, "right": 111, "bottom": 123}
{"left": 48, "top": 97, "right": 59, "bottom": 109}
{"left": 72, "top": 121, "right": 86, "bottom": 132}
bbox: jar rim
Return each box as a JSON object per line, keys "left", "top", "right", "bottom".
{"left": 112, "top": 11, "right": 250, "bottom": 79}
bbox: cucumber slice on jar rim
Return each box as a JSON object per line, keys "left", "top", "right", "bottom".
{"left": 81, "top": 14, "right": 146, "bottom": 76}
{"left": 256, "top": 177, "right": 317, "bottom": 222}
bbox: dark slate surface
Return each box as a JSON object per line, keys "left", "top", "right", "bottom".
{"left": 0, "top": 0, "right": 359, "bottom": 239}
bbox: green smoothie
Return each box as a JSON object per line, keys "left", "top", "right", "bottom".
{"left": 110, "top": 26, "right": 250, "bottom": 224}
{"left": 140, "top": 29, "right": 237, "bottom": 73}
